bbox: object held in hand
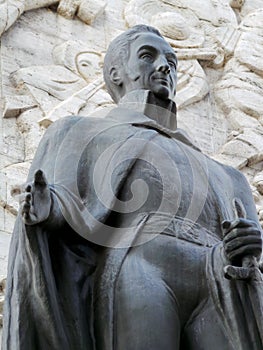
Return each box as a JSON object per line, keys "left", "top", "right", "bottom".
{"left": 223, "top": 199, "right": 263, "bottom": 281}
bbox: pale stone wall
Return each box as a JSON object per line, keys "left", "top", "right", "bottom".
{"left": 0, "top": 0, "right": 263, "bottom": 335}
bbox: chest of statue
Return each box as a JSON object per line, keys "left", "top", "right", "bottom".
{"left": 115, "top": 130, "right": 233, "bottom": 239}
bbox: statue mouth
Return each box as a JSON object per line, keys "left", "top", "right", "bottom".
{"left": 153, "top": 76, "right": 169, "bottom": 85}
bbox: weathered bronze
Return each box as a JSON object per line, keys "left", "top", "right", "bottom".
{"left": 2, "top": 25, "right": 263, "bottom": 350}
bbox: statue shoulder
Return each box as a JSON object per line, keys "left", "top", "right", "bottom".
{"left": 43, "top": 115, "right": 120, "bottom": 138}
{"left": 209, "top": 157, "right": 252, "bottom": 195}
{"left": 220, "top": 163, "right": 248, "bottom": 185}
{"left": 46, "top": 115, "right": 106, "bottom": 131}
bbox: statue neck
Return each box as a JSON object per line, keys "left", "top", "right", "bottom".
{"left": 119, "top": 90, "right": 177, "bottom": 131}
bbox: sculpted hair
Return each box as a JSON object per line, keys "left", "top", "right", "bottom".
{"left": 103, "top": 25, "right": 163, "bottom": 103}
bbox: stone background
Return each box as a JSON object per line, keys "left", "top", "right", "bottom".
{"left": 0, "top": 0, "right": 263, "bottom": 340}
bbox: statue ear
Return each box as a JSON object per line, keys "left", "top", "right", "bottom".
{"left": 109, "top": 67, "right": 123, "bottom": 86}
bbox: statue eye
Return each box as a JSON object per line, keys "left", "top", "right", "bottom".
{"left": 140, "top": 52, "right": 154, "bottom": 62}
{"left": 168, "top": 60, "right": 177, "bottom": 69}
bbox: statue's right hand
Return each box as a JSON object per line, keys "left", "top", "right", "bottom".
{"left": 20, "top": 169, "right": 51, "bottom": 225}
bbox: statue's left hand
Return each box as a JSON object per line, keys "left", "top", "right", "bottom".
{"left": 20, "top": 169, "right": 51, "bottom": 225}
{"left": 222, "top": 218, "right": 262, "bottom": 264}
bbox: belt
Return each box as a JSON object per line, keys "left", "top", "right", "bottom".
{"left": 136, "top": 212, "right": 220, "bottom": 248}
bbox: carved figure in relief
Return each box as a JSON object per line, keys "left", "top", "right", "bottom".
{"left": 2, "top": 25, "right": 263, "bottom": 350}
{"left": 13, "top": 40, "right": 102, "bottom": 99}
{"left": 10, "top": 40, "right": 106, "bottom": 124}
{"left": 0, "top": 0, "right": 105, "bottom": 37}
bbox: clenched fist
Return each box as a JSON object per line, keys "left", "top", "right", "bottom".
{"left": 223, "top": 218, "right": 262, "bottom": 265}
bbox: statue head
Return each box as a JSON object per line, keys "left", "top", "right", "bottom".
{"left": 103, "top": 25, "right": 178, "bottom": 103}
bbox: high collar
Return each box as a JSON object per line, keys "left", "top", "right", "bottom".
{"left": 106, "top": 89, "right": 200, "bottom": 152}
{"left": 118, "top": 90, "right": 177, "bottom": 131}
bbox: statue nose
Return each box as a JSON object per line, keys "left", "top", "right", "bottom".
{"left": 156, "top": 57, "right": 170, "bottom": 74}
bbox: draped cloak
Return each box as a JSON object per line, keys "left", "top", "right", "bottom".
{"left": 2, "top": 91, "right": 263, "bottom": 349}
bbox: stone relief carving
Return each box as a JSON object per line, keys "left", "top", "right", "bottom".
{"left": 213, "top": 11, "right": 263, "bottom": 152}
{"left": 7, "top": 39, "right": 110, "bottom": 125}
{"left": 0, "top": 0, "right": 25, "bottom": 37}
{"left": 215, "top": 9, "right": 263, "bottom": 126}
{"left": 57, "top": 0, "right": 106, "bottom": 24}
{"left": 0, "top": 0, "right": 106, "bottom": 37}
{"left": 124, "top": 0, "right": 205, "bottom": 48}
{"left": 240, "top": 0, "right": 263, "bottom": 16}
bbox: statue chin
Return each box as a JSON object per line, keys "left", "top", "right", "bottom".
{"left": 151, "top": 86, "right": 171, "bottom": 100}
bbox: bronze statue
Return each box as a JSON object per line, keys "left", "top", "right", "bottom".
{"left": 2, "top": 25, "right": 263, "bottom": 350}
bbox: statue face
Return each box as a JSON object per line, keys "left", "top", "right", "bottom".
{"left": 123, "top": 32, "right": 177, "bottom": 100}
